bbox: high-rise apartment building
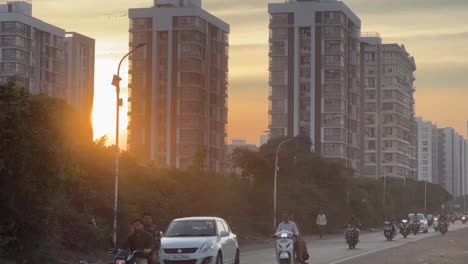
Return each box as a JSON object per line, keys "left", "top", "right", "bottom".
{"left": 0, "top": 1, "right": 65, "bottom": 96}
{"left": 0, "top": 1, "right": 95, "bottom": 138}
{"left": 360, "top": 34, "right": 417, "bottom": 179}
{"left": 268, "top": 0, "right": 362, "bottom": 170}
{"left": 416, "top": 117, "right": 438, "bottom": 183}
{"left": 438, "top": 127, "right": 465, "bottom": 197}
{"left": 64, "top": 32, "right": 95, "bottom": 138}
{"left": 127, "top": 0, "right": 229, "bottom": 171}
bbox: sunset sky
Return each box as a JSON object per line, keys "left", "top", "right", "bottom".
{"left": 31, "top": 0, "right": 468, "bottom": 147}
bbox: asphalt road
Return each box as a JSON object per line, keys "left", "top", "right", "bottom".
{"left": 240, "top": 222, "right": 468, "bottom": 264}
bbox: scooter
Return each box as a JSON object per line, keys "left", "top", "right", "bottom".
{"left": 275, "top": 230, "right": 302, "bottom": 264}
{"left": 113, "top": 250, "right": 148, "bottom": 264}
{"left": 384, "top": 221, "right": 395, "bottom": 241}
{"left": 462, "top": 216, "right": 467, "bottom": 224}
{"left": 400, "top": 219, "right": 410, "bottom": 238}
{"left": 345, "top": 224, "right": 359, "bottom": 250}
{"left": 433, "top": 218, "right": 439, "bottom": 231}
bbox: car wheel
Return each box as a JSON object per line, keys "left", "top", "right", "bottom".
{"left": 234, "top": 250, "right": 240, "bottom": 264}
{"left": 216, "top": 253, "right": 223, "bottom": 264}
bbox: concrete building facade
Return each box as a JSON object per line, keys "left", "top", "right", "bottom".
{"left": 64, "top": 32, "right": 95, "bottom": 137}
{"left": 268, "top": 0, "right": 362, "bottom": 170}
{"left": 0, "top": 1, "right": 95, "bottom": 138}
{"left": 438, "top": 127, "right": 466, "bottom": 197}
{"left": 416, "top": 117, "right": 438, "bottom": 183}
{"left": 360, "top": 34, "right": 417, "bottom": 179}
{"left": 0, "top": 1, "right": 65, "bottom": 96}
{"left": 127, "top": 0, "right": 229, "bottom": 171}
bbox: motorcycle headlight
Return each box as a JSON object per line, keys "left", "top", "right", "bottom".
{"left": 200, "top": 240, "right": 216, "bottom": 253}
{"left": 116, "top": 260, "right": 126, "bottom": 264}
{"left": 280, "top": 233, "right": 288, "bottom": 238}
{"left": 402, "top": 220, "right": 408, "bottom": 223}
{"left": 434, "top": 218, "right": 438, "bottom": 221}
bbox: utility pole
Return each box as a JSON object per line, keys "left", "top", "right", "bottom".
{"left": 273, "top": 137, "right": 293, "bottom": 230}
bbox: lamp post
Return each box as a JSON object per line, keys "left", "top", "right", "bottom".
{"left": 111, "top": 43, "right": 146, "bottom": 248}
{"left": 424, "top": 180, "right": 428, "bottom": 215}
{"left": 273, "top": 137, "right": 293, "bottom": 230}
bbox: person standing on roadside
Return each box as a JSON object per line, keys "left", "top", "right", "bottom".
{"left": 316, "top": 210, "right": 327, "bottom": 239}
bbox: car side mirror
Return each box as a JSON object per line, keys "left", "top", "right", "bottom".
{"left": 220, "top": 231, "right": 230, "bottom": 237}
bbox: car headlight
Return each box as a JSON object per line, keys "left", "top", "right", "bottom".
{"left": 200, "top": 240, "right": 216, "bottom": 253}
{"left": 116, "top": 260, "right": 126, "bottom": 264}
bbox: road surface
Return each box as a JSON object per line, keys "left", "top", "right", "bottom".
{"left": 240, "top": 223, "right": 468, "bottom": 264}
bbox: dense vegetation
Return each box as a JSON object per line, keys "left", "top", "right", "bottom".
{"left": 0, "top": 82, "right": 452, "bottom": 263}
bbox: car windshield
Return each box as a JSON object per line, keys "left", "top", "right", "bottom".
{"left": 165, "top": 220, "right": 216, "bottom": 237}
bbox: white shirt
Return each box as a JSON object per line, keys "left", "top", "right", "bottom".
{"left": 276, "top": 221, "right": 299, "bottom": 236}
{"left": 317, "top": 214, "right": 327, "bottom": 226}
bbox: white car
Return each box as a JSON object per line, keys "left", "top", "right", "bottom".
{"left": 160, "top": 217, "right": 239, "bottom": 264}
{"left": 409, "top": 213, "right": 429, "bottom": 233}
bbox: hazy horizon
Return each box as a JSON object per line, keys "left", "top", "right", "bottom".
{"left": 30, "top": 0, "right": 468, "bottom": 147}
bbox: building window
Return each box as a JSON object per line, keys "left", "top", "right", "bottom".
{"left": 270, "top": 28, "right": 288, "bottom": 40}
{"left": 324, "top": 27, "right": 342, "bottom": 38}
{"left": 367, "top": 140, "right": 376, "bottom": 150}
{"left": 365, "top": 128, "right": 376, "bottom": 137}
{"left": 324, "top": 56, "right": 344, "bottom": 67}
{"left": 300, "top": 55, "right": 311, "bottom": 66}
{"left": 323, "top": 113, "right": 344, "bottom": 126}
{"left": 300, "top": 68, "right": 311, "bottom": 79}
{"left": 365, "top": 90, "right": 376, "bottom": 100}
{"left": 300, "top": 27, "right": 311, "bottom": 38}
{"left": 366, "top": 77, "right": 375, "bottom": 88}
{"left": 270, "top": 41, "right": 286, "bottom": 55}
{"left": 324, "top": 70, "right": 343, "bottom": 82}
{"left": 270, "top": 14, "right": 289, "bottom": 26}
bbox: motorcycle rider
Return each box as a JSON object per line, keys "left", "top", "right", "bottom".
{"left": 345, "top": 215, "right": 361, "bottom": 242}
{"left": 276, "top": 212, "right": 301, "bottom": 262}
{"left": 142, "top": 212, "right": 161, "bottom": 264}
{"left": 123, "top": 219, "right": 154, "bottom": 264}
{"left": 277, "top": 212, "right": 300, "bottom": 236}
{"left": 385, "top": 218, "right": 398, "bottom": 236}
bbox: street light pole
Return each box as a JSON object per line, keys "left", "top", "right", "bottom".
{"left": 111, "top": 43, "right": 146, "bottom": 248}
{"left": 273, "top": 137, "right": 293, "bottom": 230}
{"left": 424, "top": 180, "right": 428, "bottom": 215}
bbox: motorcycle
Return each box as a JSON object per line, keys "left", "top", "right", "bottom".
{"left": 275, "top": 230, "right": 302, "bottom": 264}
{"left": 439, "top": 221, "right": 448, "bottom": 235}
{"left": 345, "top": 224, "right": 359, "bottom": 250}
{"left": 411, "top": 220, "right": 419, "bottom": 235}
{"left": 433, "top": 218, "right": 439, "bottom": 231}
{"left": 384, "top": 221, "right": 395, "bottom": 241}
{"left": 399, "top": 219, "right": 410, "bottom": 238}
{"left": 113, "top": 250, "right": 148, "bottom": 264}
{"left": 462, "top": 216, "right": 467, "bottom": 224}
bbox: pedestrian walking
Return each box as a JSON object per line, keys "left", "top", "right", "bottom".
{"left": 316, "top": 210, "right": 327, "bottom": 239}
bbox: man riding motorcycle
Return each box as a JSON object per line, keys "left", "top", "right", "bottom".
{"left": 346, "top": 215, "right": 361, "bottom": 242}
{"left": 122, "top": 219, "right": 154, "bottom": 264}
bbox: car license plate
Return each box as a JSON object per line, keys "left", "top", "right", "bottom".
{"left": 168, "top": 255, "right": 190, "bottom": 260}
{"left": 280, "top": 252, "right": 289, "bottom": 259}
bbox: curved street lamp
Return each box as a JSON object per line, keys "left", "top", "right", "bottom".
{"left": 111, "top": 43, "right": 146, "bottom": 248}
{"left": 273, "top": 137, "right": 293, "bottom": 230}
